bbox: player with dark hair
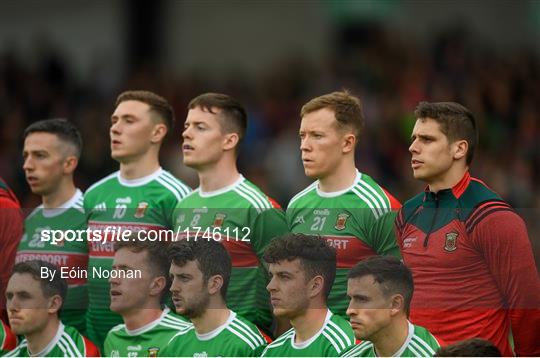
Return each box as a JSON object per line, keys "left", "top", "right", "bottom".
{"left": 4, "top": 260, "right": 99, "bottom": 357}
{"left": 103, "top": 237, "right": 190, "bottom": 357}
{"left": 17, "top": 118, "right": 88, "bottom": 333}
{"left": 342, "top": 256, "right": 440, "bottom": 357}
{"left": 172, "top": 92, "right": 288, "bottom": 334}
{"left": 436, "top": 338, "right": 501, "bottom": 357}
{"left": 84, "top": 90, "right": 191, "bottom": 347}
{"left": 261, "top": 233, "right": 354, "bottom": 356}
{"left": 161, "top": 239, "right": 267, "bottom": 356}
{"left": 396, "top": 101, "right": 540, "bottom": 356}
{"left": 0, "top": 177, "right": 23, "bottom": 322}
{"left": 287, "top": 91, "right": 401, "bottom": 321}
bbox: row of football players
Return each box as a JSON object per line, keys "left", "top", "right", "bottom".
{"left": 1, "top": 90, "right": 539, "bottom": 356}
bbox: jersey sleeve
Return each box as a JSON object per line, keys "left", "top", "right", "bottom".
{"left": 471, "top": 209, "right": 540, "bottom": 356}
{"left": 367, "top": 210, "right": 400, "bottom": 257}
{"left": 0, "top": 197, "right": 23, "bottom": 318}
{"left": 250, "top": 208, "right": 288, "bottom": 259}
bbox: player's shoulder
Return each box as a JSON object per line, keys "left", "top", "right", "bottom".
{"left": 287, "top": 181, "right": 318, "bottom": 209}
{"left": 322, "top": 313, "right": 355, "bottom": 354}
{"left": 154, "top": 169, "right": 192, "bottom": 201}
{"left": 226, "top": 313, "right": 267, "bottom": 348}
{"left": 3, "top": 339, "right": 27, "bottom": 357}
{"left": 60, "top": 325, "right": 88, "bottom": 356}
{"left": 167, "top": 324, "right": 195, "bottom": 344}
{"left": 106, "top": 323, "right": 126, "bottom": 336}
{"left": 25, "top": 204, "right": 44, "bottom": 221}
{"left": 410, "top": 324, "right": 441, "bottom": 355}
{"left": 341, "top": 341, "right": 373, "bottom": 357}
{"left": 264, "top": 328, "right": 294, "bottom": 350}
{"left": 85, "top": 171, "right": 120, "bottom": 196}
{"left": 159, "top": 311, "right": 192, "bottom": 330}
{"left": 232, "top": 177, "right": 277, "bottom": 212}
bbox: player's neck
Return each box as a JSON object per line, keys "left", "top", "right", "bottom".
{"left": 119, "top": 157, "right": 161, "bottom": 180}
{"left": 198, "top": 160, "right": 240, "bottom": 193}
{"left": 42, "top": 180, "right": 76, "bottom": 209}
{"left": 123, "top": 307, "right": 163, "bottom": 331}
{"left": 427, "top": 163, "right": 468, "bottom": 193}
{"left": 318, "top": 164, "right": 357, "bottom": 193}
{"left": 26, "top": 318, "right": 60, "bottom": 356}
{"left": 291, "top": 308, "right": 328, "bottom": 343}
{"left": 192, "top": 307, "right": 230, "bottom": 335}
{"left": 372, "top": 317, "right": 409, "bottom": 357}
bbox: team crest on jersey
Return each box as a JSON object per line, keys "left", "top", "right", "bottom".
{"left": 148, "top": 347, "right": 160, "bottom": 357}
{"left": 444, "top": 232, "right": 458, "bottom": 252}
{"left": 334, "top": 213, "right": 350, "bottom": 231}
{"left": 134, "top": 201, "right": 149, "bottom": 218}
{"left": 213, "top": 213, "right": 227, "bottom": 228}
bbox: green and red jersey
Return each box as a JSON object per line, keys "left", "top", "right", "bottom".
{"left": 0, "top": 319, "right": 17, "bottom": 355}
{"left": 4, "top": 323, "right": 99, "bottom": 357}
{"left": 396, "top": 172, "right": 540, "bottom": 356}
{"left": 287, "top": 170, "right": 400, "bottom": 317}
{"left": 84, "top": 168, "right": 191, "bottom": 347}
{"left": 262, "top": 310, "right": 355, "bottom": 357}
{"left": 104, "top": 307, "right": 191, "bottom": 357}
{"left": 16, "top": 189, "right": 87, "bottom": 333}
{"left": 173, "top": 175, "right": 288, "bottom": 332}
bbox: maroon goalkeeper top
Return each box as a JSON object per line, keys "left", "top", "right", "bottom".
{"left": 395, "top": 172, "right": 540, "bottom": 356}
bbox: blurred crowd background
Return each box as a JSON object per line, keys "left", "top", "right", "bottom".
{"left": 0, "top": 1, "right": 539, "bottom": 266}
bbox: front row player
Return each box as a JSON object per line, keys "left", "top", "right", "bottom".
{"left": 342, "top": 256, "right": 441, "bottom": 357}
{"left": 4, "top": 260, "right": 99, "bottom": 357}
{"left": 262, "top": 233, "right": 355, "bottom": 357}
{"left": 104, "top": 238, "right": 191, "bottom": 357}
{"left": 161, "top": 239, "right": 268, "bottom": 356}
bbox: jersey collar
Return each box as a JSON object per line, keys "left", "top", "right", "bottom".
{"left": 290, "top": 309, "right": 332, "bottom": 349}
{"left": 195, "top": 310, "right": 235, "bottom": 341}
{"left": 423, "top": 171, "right": 471, "bottom": 202}
{"left": 316, "top": 170, "right": 361, "bottom": 198}
{"left": 198, "top": 175, "right": 244, "bottom": 198}
{"left": 30, "top": 322, "right": 64, "bottom": 357}
{"left": 42, "top": 189, "right": 83, "bottom": 218}
{"left": 125, "top": 307, "right": 170, "bottom": 336}
{"left": 117, "top": 168, "right": 163, "bottom": 187}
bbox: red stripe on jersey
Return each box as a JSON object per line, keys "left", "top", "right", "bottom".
{"left": 322, "top": 236, "right": 376, "bottom": 268}
{"left": 1, "top": 319, "right": 17, "bottom": 351}
{"left": 382, "top": 188, "right": 401, "bottom": 209}
{"left": 267, "top": 197, "right": 282, "bottom": 209}
{"left": 451, "top": 171, "right": 471, "bottom": 198}
{"left": 82, "top": 335, "right": 100, "bottom": 357}
{"left": 15, "top": 251, "right": 88, "bottom": 285}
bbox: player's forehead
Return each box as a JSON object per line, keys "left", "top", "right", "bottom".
{"left": 170, "top": 260, "right": 201, "bottom": 275}
{"left": 7, "top": 272, "right": 42, "bottom": 293}
{"left": 347, "top": 275, "right": 382, "bottom": 296}
{"left": 23, "top": 131, "right": 62, "bottom": 151}
{"left": 113, "top": 247, "right": 148, "bottom": 266}
{"left": 269, "top": 258, "right": 303, "bottom": 275}
{"left": 300, "top": 107, "right": 338, "bottom": 131}
{"left": 112, "top": 100, "right": 151, "bottom": 118}
{"left": 411, "top": 117, "right": 444, "bottom": 137}
{"left": 185, "top": 106, "right": 222, "bottom": 124}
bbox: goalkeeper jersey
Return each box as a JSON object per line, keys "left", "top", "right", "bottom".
{"left": 104, "top": 307, "right": 191, "bottom": 357}
{"left": 0, "top": 319, "right": 17, "bottom": 355}
{"left": 341, "top": 322, "right": 441, "bottom": 357}
{"left": 261, "top": 310, "right": 354, "bottom": 357}
{"left": 172, "top": 175, "right": 288, "bottom": 332}
{"left": 4, "top": 323, "right": 99, "bottom": 357}
{"left": 287, "top": 170, "right": 400, "bottom": 317}
{"left": 16, "top": 189, "right": 88, "bottom": 333}
{"left": 160, "top": 310, "right": 267, "bottom": 357}
{"left": 84, "top": 168, "right": 191, "bottom": 347}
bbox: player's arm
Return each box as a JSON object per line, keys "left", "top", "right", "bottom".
{"left": 368, "top": 210, "right": 401, "bottom": 258}
{"left": 0, "top": 197, "right": 23, "bottom": 320}
{"left": 471, "top": 208, "right": 540, "bottom": 356}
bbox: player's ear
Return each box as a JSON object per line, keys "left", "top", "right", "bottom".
{"left": 222, "top": 133, "right": 239, "bottom": 152}
{"left": 48, "top": 294, "right": 63, "bottom": 315}
{"left": 342, "top": 133, "right": 356, "bottom": 154}
{"left": 308, "top": 275, "right": 325, "bottom": 299}
{"left": 149, "top": 276, "right": 167, "bottom": 297}
{"left": 63, "top": 155, "right": 78, "bottom": 174}
{"left": 150, "top": 123, "right": 168, "bottom": 144}
{"left": 452, "top": 139, "right": 468, "bottom": 161}
{"left": 207, "top": 275, "right": 224, "bottom": 296}
{"left": 389, "top": 294, "right": 404, "bottom": 317}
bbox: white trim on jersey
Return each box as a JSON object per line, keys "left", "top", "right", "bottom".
{"left": 117, "top": 168, "right": 163, "bottom": 187}
{"left": 85, "top": 171, "right": 119, "bottom": 195}
{"left": 287, "top": 181, "right": 317, "bottom": 209}
{"left": 33, "top": 322, "right": 65, "bottom": 357}
{"left": 315, "top": 171, "right": 362, "bottom": 198}
{"left": 42, "top": 189, "right": 84, "bottom": 218}
{"left": 198, "top": 175, "right": 244, "bottom": 197}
